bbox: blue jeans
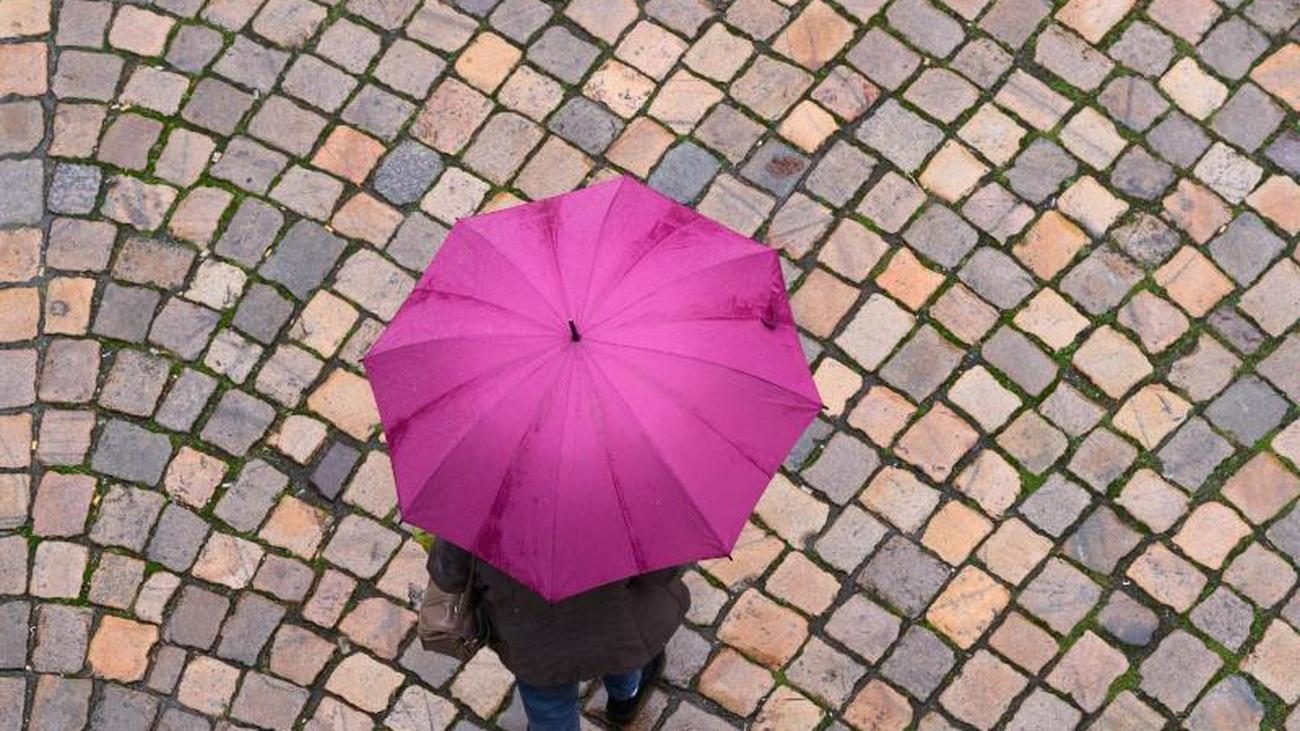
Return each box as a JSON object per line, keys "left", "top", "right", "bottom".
{"left": 517, "top": 668, "right": 642, "bottom": 731}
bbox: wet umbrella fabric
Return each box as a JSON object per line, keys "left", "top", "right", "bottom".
{"left": 363, "top": 175, "right": 821, "bottom": 601}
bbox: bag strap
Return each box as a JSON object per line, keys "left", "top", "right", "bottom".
{"left": 461, "top": 557, "right": 487, "bottom": 646}
{"left": 457, "top": 557, "right": 478, "bottom": 613}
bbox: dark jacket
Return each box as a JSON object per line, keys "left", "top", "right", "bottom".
{"left": 428, "top": 539, "right": 690, "bottom": 687}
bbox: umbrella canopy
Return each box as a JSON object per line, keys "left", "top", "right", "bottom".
{"left": 363, "top": 175, "right": 822, "bottom": 601}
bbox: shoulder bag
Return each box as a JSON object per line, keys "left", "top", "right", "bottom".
{"left": 418, "top": 559, "right": 487, "bottom": 661}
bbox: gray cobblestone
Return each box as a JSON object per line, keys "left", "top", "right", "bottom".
{"left": 16, "top": 2, "right": 1300, "bottom": 726}
{"left": 91, "top": 420, "right": 174, "bottom": 486}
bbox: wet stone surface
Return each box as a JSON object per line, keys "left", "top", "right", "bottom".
{"left": 6, "top": 0, "right": 1300, "bottom": 727}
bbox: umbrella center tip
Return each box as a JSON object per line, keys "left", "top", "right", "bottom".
{"left": 568, "top": 319, "right": 581, "bottom": 342}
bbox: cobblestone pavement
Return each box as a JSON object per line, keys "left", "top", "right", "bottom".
{"left": 3, "top": 0, "right": 1300, "bottom": 728}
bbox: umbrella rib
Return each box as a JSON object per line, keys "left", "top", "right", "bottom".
{"left": 577, "top": 353, "right": 650, "bottom": 575}
{"left": 585, "top": 337, "right": 823, "bottom": 411}
{"left": 466, "top": 349, "right": 572, "bottom": 566}
{"left": 598, "top": 346, "right": 790, "bottom": 477}
{"left": 382, "top": 342, "right": 564, "bottom": 456}
{"left": 579, "top": 212, "right": 711, "bottom": 323}
{"left": 544, "top": 206, "right": 575, "bottom": 319}
{"left": 410, "top": 287, "right": 561, "bottom": 333}
{"left": 607, "top": 313, "right": 761, "bottom": 325}
{"left": 574, "top": 176, "right": 629, "bottom": 322}
{"left": 584, "top": 250, "right": 773, "bottom": 334}
{"left": 546, "top": 354, "right": 577, "bottom": 599}
{"left": 400, "top": 350, "right": 558, "bottom": 525}
{"left": 365, "top": 331, "right": 557, "bottom": 363}
{"left": 459, "top": 224, "right": 567, "bottom": 326}
{"left": 582, "top": 353, "right": 731, "bottom": 557}
{"left": 401, "top": 345, "right": 564, "bottom": 530}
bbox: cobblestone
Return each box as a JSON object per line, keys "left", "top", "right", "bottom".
{"left": 8, "top": 1, "right": 1300, "bottom": 727}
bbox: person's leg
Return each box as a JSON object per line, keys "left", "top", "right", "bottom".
{"left": 602, "top": 667, "right": 643, "bottom": 703}
{"left": 516, "top": 680, "right": 581, "bottom": 731}
{"left": 604, "top": 653, "right": 665, "bottom": 724}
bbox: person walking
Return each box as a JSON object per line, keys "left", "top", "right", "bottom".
{"left": 364, "top": 176, "right": 820, "bottom": 729}
{"left": 426, "top": 538, "right": 688, "bottom": 729}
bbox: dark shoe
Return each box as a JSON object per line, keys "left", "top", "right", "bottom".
{"left": 605, "top": 652, "right": 664, "bottom": 726}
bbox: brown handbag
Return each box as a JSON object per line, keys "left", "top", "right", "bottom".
{"left": 418, "top": 559, "right": 487, "bottom": 661}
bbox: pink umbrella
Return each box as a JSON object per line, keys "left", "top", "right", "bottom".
{"left": 363, "top": 175, "right": 821, "bottom": 601}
